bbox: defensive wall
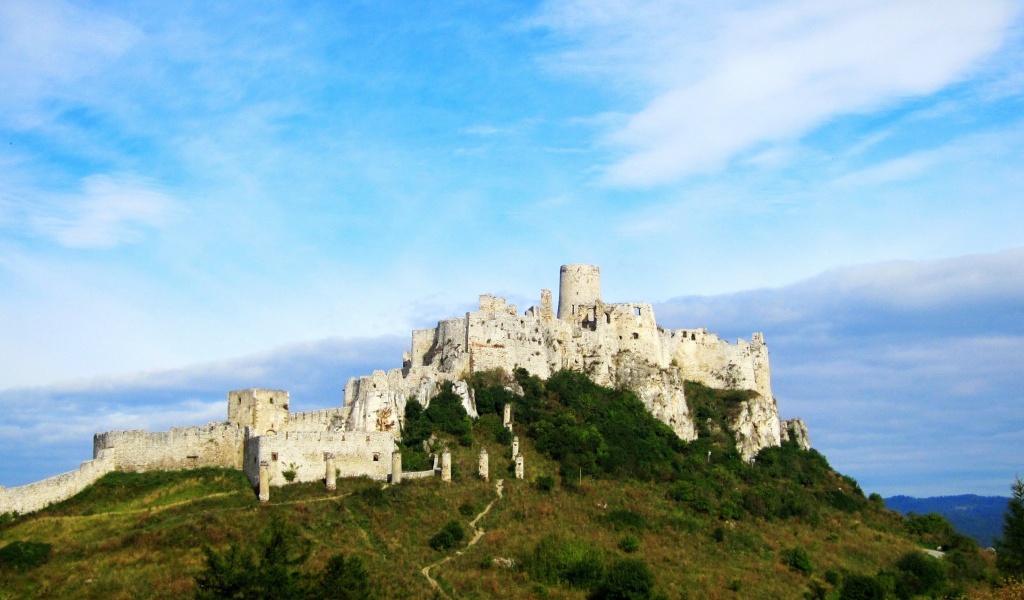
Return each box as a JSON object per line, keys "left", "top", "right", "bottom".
{"left": 93, "top": 422, "right": 248, "bottom": 472}
{"left": 243, "top": 431, "right": 395, "bottom": 488}
{"left": 0, "top": 451, "right": 114, "bottom": 515}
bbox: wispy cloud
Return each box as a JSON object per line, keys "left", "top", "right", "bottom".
{"left": 536, "top": 0, "right": 1020, "bottom": 186}
{"left": 0, "top": 0, "right": 141, "bottom": 121}
{"left": 28, "top": 175, "right": 177, "bottom": 248}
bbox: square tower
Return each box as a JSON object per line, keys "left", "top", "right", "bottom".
{"left": 228, "top": 389, "right": 289, "bottom": 436}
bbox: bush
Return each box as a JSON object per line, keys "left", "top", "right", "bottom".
{"left": 401, "top": 399, "right": 432, "bottom": 448}
{"left": 526, "top": 536, "right": 604, "bottom": 590}
{"left": 839, "top": 574, "right": 886, "bottom": 600}
{"left": 904, "top": 512, "right": 955, "bottom": 538}
{"left": 590, "top": 558, "right": 655, "bottom": 600}
{"left": 602, "top": 510, "right": 646, "bottom": 532}
{"left": 495, "top": 426, "right": 514, "bottom": 445}
{"left": 535, "top": 475, "right": 556, "bottom": 492}
{"left": 429, "top": 520, "right": 465, "bottom": 551}
{"left": 424, "top": 383, "right": 472, "bottom": 437}
{"left": 894, "top": 550, "right": 946, "bottom": 597}
{"left": 781, "top": 547, "right": 814, "bottom": 574}
{"left": 618, "top": 536, "right": 640, "bottom": 553}
{"left": 0, "top": 540, "right": 51, "bottom": 571}
{"left": 194, "top": 518, "right": 375, "bottom": 599}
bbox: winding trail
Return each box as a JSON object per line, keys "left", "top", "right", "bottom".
{"left": 421, "top": 479, "right": 504, "bottom": 599}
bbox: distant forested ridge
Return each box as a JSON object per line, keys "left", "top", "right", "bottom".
{"left": 885, "top": 495, "right": 1010, "bottom": 547}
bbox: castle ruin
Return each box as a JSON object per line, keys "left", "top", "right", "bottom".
{"left": 0, "top": 264, "right": 809, "bottom": 515}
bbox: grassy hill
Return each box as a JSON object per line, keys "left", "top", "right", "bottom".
{"left": 0, "top": 372, "right": 1010, "bottom": 599}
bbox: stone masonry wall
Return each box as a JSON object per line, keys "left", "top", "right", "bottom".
{"left": 93, "top": 422, "right": 247, "bottom": 472}
{"left": 244, "top": 431, "right": 395, "bottom": 488}
{"left": 0, "top": 450, "right": 115, "bottom": 515}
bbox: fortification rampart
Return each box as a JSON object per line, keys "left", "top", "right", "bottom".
{"left": 0, "top": 450, "right": 115, "bottom": 515}
{"left": 243, "top": 431, "right": 394, "bottom": 488}
{"left": 93, "top": 422, "right": 247, "bottom": 472}
{"left": 283, "top": 408, "right": 350, "bottom": 432}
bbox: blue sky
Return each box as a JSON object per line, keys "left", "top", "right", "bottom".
{"left": 1, "top": 0, "right": 1022, "bottom": 497}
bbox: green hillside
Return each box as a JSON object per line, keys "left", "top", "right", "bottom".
{"left": 0, "top": 371, "right": 1010, "bottom": 599}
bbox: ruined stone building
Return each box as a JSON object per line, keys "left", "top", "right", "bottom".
{"left": 0, "top": 264, "right": 808, "bottom": 515}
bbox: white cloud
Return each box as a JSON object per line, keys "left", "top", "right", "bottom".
{"left": 30, "top": 175, "right": 177, "bottom": 248}
{"left": 536, "top": 0, "right": 1019, "bottom": 186}
{"left": 0, "top": 0, "right": 141, "bottom": 118}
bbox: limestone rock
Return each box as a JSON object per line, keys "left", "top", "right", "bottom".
{"left": 780, "top": 418, "right": 811, "bottom": 450}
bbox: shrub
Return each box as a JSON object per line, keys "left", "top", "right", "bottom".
{"left": 824, "top": 489, "right": 861, "bottom": 513}
{"left": 283, "top": 463, "right": 298, "bottom": 482}
{"left": 602, "top": 509, "right": 646, "bottom": 532}
{"left": 312, "top": 554, "right": 375, "bottom": 599}
{"left": 425, "top": 382, "right": 472, "bottom": 437}
{"left": 590, "top": 558, "right": 655, "bottom": 600}
{"left": 526, "top": 536, "right": 604, "bottom": 590}
{"left": 458, "top": 501, "right": 476, "bottom": 517}
{"left": 401, "top": 399, "right": 432, "bottom": 448}
{"left": 839, "top": 574, "right": 886, "bottom": 600}
{"left": 781, "top": 546, "right": 814, "bottom": 574}
{"left": 496, "top": 425, "right": 513, "bottom": 445}
{"left": 535, "top": 475, "right": 556, "bottom": 492}
{"left": 894, "top": 550, "right": 946, "bottom": 596}
{"left": 0, "top": 540, "right": 52, "bottom": 571}
{"left": 195, "top": 518, "right": 378, "bottom": 600}
{"left": 618, "top": 536, "right": 640, "bottom": 553}
{"left": 429, "top": 520, "right": 465, "bottom": 551}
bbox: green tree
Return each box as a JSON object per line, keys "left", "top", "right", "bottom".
{"left": 995, "top": 476, "right": 1024, "bottom": 576}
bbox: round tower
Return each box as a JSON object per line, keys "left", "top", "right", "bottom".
{"left": 557, "top": 264, "right": 602, "bottom": 319}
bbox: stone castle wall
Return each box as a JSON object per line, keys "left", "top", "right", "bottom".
{"left": 283, "top": 408, "right": 350, "bottom": 432}
{"left": 244, "top": 431, "right": 394, "bottom": 488}
{"left": 93, "top": 422, "right": 248, "bottom": 472}
{"left": 0, "top": 450, "right": 115, "bottom": 515}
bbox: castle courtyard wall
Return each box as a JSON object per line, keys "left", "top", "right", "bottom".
{"left": 93, "top": 422, "right": 247, "bottom": 472}
{"left": 244, "top": 431, "right": 395, "bottom": 488}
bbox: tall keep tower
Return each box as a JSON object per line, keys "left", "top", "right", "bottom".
{"left": 557, "top": 264, "right": 601, "bottom": 319}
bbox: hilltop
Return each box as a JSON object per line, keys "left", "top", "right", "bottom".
{"left": 0, "top": 372, "right": 1007, "bottom": 599}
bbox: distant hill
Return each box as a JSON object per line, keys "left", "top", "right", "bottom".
{"left": 884, "top": 494, "right": 1009, "bottom": 547}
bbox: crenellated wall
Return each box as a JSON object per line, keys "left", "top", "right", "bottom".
{"left": 283, "top": 407, "right": 350, "bottom": 432}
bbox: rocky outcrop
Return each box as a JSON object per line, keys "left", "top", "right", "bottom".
{"left": 780, "top": 418, "right": 811, "bottom": 450}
